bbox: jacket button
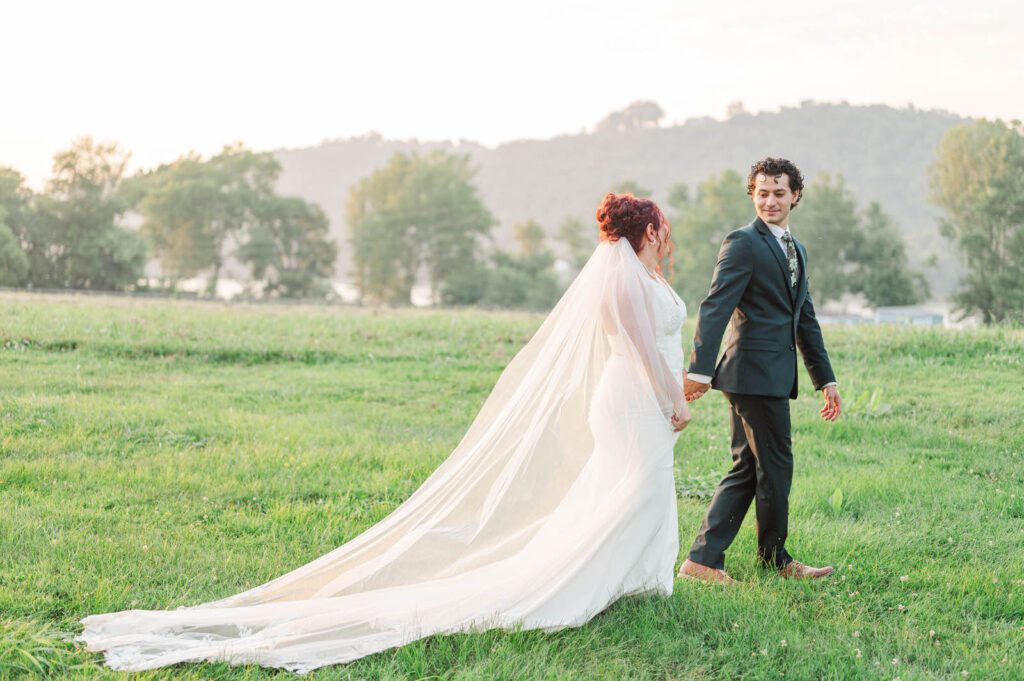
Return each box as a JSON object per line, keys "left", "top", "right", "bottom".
{"left": 789, "top": 344, "right": 795, "bottom": 351}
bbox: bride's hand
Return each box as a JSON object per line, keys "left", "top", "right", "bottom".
{"left": 671, "top": 406, "right": 692, "bottom": 432}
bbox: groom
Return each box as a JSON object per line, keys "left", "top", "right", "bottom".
{"left": 678, "top": 157, "right": 841, "bottom": 583}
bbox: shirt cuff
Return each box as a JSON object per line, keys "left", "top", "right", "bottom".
{"left": 687, "top": 373, "right": 712, "bottom": 384}
{"left": 822, "top": 382, "right": 837, "bottom": 389}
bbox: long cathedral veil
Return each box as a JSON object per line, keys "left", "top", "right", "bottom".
{"left": 78, "top": 237, "right": 685, "bottom": 673}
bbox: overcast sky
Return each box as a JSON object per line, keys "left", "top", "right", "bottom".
{"left": 3, "top": 0, "right": 1021, "bottom": 188}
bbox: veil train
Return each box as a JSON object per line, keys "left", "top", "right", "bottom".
{"left": 77, "top": 238, "right": 685, "bottom": 673}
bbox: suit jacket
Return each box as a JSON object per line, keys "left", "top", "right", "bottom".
{"left": 688, "top": 216, "right": 836, "bottom": 399}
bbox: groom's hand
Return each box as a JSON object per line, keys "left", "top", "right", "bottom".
{"left": 684, "top": 377, "right": 711, "bottom": 402}
{"left": 820, "top": 385, "right": 842, "bottom": 421}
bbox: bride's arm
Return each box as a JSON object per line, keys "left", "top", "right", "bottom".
{"left": 608, "top": 270, "right": 686, "bottom": 420}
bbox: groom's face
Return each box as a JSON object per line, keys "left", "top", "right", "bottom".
{"left": 753, "top": 173, "right": 800, "bottom": 226}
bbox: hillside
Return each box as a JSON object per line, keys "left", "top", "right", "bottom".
{"left": 272, "top": 101, "right": 968, "bottom": 297}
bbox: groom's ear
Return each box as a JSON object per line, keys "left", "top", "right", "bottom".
{"left": 791, "top": 189, "right": 801, "bottom": 208}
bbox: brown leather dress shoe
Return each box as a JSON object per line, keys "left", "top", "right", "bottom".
{"left": 778, "top": 560, "right": 834, "bottom": 580}
{"left": 677, "top": 559, "right": 738, "bottom": 585}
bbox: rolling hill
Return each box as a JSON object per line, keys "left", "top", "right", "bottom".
{"left": 272, "top": 101, "right": 969, "bottom": 297}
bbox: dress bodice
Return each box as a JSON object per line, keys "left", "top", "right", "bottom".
{"left": 603, "top": 270, "right": 687, "bottom": 386}
{"left": 645, "top": 274, "right": 687, "bottom": 386}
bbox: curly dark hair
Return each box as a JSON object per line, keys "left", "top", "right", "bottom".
{"left": 746, "top": 157, "right": 804, "bottom": 208}
{"left": 595, "top": 192, "right": 674, "bottom": 276}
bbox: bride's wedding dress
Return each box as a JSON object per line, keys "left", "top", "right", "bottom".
{"left": 77, "top": 238, "right": 688, "bottom": 674}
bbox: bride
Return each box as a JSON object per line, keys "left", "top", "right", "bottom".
{"left": 78, "top": 192, "right": 693, "bottom": 674}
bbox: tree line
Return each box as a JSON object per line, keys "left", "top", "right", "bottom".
{"left": 0, "top": 138, "right": 337, "bottom": 298}
{"left": 349, "top": 118, "right": 1024, "bottom": 324}
{"left": 2, "top": 118, "right": 1022, "bottom": 323}
{"left": 346, "top": 157, "right": 933, "bottom": 313}
{"left": 348, "top": 152, "right": 933, "bottom": 309}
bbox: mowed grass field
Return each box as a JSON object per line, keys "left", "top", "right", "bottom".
{"left": 1, "top": 291, "right": 1022, "bottom": 680}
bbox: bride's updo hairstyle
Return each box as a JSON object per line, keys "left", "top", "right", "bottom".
{"left": 596, "top": 192, "right": 674, "bottom": 274}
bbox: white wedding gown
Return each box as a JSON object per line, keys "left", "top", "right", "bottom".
{"left": 78, "top": 239, "right": 688, "bottom": 674}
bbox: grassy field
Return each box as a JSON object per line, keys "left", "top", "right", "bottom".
{"left": 1, "top": 291, "right": 1022, "bottom": 680}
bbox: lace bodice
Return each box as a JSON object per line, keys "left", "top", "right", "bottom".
{"left": 604, "top": 271, "right": 687, "bottom": 388}
{"left": 646, "top": 274, "right": 687, "bottom": 386}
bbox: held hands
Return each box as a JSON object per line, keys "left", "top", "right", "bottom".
{"left": 820, "top": 385, "right": 842, "bottom": 421}
{"left": 671, "top": 404, "right": 692, "bottom": 432}
{"left": 683, "top": 377, "right": 711, "bottom": 403}
{"left": 672, "top": 372, "right": 695, "bottom": 432}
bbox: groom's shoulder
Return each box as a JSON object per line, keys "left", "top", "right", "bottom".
{"left": 722, "top": 221, "right": 760, "bottom": 245}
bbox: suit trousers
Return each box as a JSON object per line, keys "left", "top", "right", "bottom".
{"left": 687, "top": 391, "right": 794, "bottom": 570}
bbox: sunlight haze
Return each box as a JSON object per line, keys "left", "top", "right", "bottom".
{"left": 3, "top": 0, "right": 1021, "bottom": 187}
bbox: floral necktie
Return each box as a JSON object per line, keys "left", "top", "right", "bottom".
{"left": 780, "top": 231, "right": 798, "bottom": 289}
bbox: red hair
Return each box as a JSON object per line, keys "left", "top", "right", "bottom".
{"left": 596, "top": 192, "right": 674, "bottom": 276}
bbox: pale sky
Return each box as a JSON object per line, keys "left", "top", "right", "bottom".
{"left": 3, "top": 0, "right": 1021, "bottom": 189}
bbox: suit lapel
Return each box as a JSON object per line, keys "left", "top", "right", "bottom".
{"left": 753, "top": 217, "right": 795, "bottom": 306}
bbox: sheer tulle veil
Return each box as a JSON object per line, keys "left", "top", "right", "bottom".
{"left": 77, "top": 237, "right": 685, "bottom": 673}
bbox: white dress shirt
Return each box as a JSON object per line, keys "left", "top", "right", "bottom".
{"left": 687, "top": 222, "right": 837, "bottom": 389}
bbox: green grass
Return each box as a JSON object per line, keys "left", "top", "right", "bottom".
{"left": 1, "top": 291, "right": 1022, "bottom": 680}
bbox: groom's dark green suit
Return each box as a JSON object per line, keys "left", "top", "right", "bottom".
{"left": 686, "top": 216, "right": 836, "bottom": 570}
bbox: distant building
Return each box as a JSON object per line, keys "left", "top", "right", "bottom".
{"left": 816, "top": 314, "right": 869, "bottom": 326}
{"left": 874, "top": 306, "right": 945, "bottom": 326}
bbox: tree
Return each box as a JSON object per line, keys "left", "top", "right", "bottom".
{"left": 849, "top": 202, "right": 930, "bottom": 306}
{"left": 793, "top": 173, "right": 863, "bottom": 304}
{"left": 0, "top": 218, "right": 28, "bottom": 287}
{"left": 595, "top": 101, "right": 665, "bottom": 133}
{"left": 238, "top": 196, "right": 338, "bottom": 298}
{"left": 442, "top": 217, "right": 562, "bottom": 310}
{"left": 481, "top": 220, "right": 561, "bottom": 310}
{"left": 726, "top": 101, "right": 750, "bottom": 118}
{"left": 797, "top": 173, "right": 926, "bottom": 307}
{"left": 556, "top": 215, "right": 596, "bottom": 271}
{"left": 610, "top": 180, "right": 653, "bottom": 198}
{"left": 345, "top": 154, "right": 420, "bottom": 305}
{"left": 479, "top": 250, "right": 561, "bottom": 310}
{"left": 667, "top": 171, "right": 751, "bottom": 308}
{"left": 437, "top": 262, "right": 488, "bottom": 306}
{"left": 930, "top": 119, "right": 1024, "bottom": 323}
{"left": 416, "top": 154, "right": 498, "bottom": 304}
{"left": 132, "top": 143, "right": 280, "bottom": 294}
{"left": 0, "top": 168, "right": 31, "bottom": 286}
{"left": 30, "top": 137, "right": 146, "bottom": 290}
{"left": 346, "top": 151, "right": 496, "bottom": 305}
{"left": 513, "top": 219, "right": 545, "bottom": 257}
